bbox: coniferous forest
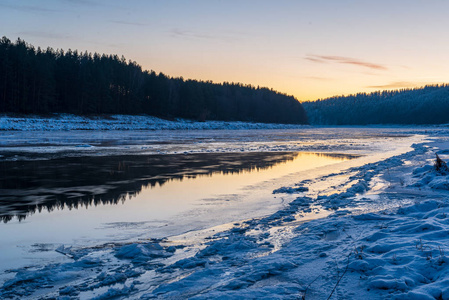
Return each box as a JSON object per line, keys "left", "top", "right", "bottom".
{"left": 0, "top": 37, "right": 308, "bottom": 124}
{"left": 303, "top": 84, "right": 449, "bottom": 125}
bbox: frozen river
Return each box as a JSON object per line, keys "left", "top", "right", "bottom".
{"left": 0, "top": 127, "right": 428, "bottom": 298}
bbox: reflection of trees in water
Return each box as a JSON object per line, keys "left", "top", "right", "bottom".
{"left": 315, "top": 152, "right": 359, "bottom": 160}
{"left": 0, "top": 152, "right": 357, "bottom": 223}
{"left": 0, "top": 152, "right": 292, "bottom": 223}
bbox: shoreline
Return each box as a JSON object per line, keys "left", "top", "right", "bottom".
{"left": 0, "top": 114, "right": 309, "bottom": 131}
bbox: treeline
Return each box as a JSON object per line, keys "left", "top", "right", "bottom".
{"left": 303, "top": 84, "right": 449, "bottom": 125}
{"left": 0, "top": 37, "right": 307, "bottom": 124}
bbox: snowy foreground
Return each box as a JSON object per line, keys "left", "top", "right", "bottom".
{"left": 0, "top": 114, "right": 308, "bottom": 131}
{"left": 3, "top": 126, "right": 449, "bottom": 299}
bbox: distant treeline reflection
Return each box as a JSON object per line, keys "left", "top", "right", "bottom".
{"left": 0, "top": 152, "right": 354, "bottom": 223}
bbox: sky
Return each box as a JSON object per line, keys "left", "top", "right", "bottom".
{"left": 1, "top": 0, "right": 449, "bottom": 101}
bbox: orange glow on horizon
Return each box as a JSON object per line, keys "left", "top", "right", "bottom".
{"left": 6, "top": 1, "right": 448, "bottom": 104}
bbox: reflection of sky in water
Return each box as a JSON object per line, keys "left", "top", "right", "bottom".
{"left": 0, "top": 152, "right": 357, "bottom": 223}
{"left": 0, "top": 152, "right": 355, "bottom": 272}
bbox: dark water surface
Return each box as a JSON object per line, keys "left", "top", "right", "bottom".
{"left": 0, "top": 151, "right": 356, "bottom": 273}
{"left": 0, "top": 152, "right": 357, "bottom": 222}
{"left": 0, "top": 152, "right": 300, "bottom": 222}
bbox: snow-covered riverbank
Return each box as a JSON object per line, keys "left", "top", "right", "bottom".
{"left": 2, "top": 128, "right": 449, "bottom": 299}
{"left": 133, "top": 138, "right": 449, "bottom": 299}
{"left": 0, "top": 114, "right": 309, "bottom": 131}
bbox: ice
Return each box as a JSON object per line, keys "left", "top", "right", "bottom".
{"left": 272, "top": 186, "right": 309, "bottom": 194}
{"left": 115, "top": 243, "right": 173, "bottom": 264}
{"left": 59, "top": 286, "right": 79, "bottom": 296}
{"left": 4, "top": 125, "right": 449, "bottom": 299}
{"left": 91, "top": 284, "right": 135, "bottom": 300}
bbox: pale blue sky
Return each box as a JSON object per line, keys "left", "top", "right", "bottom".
{"left": 1, "top": 0, "right": 448, "bottom": 100}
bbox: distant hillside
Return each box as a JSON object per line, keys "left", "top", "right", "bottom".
{"left": 0, "top": 37, "right": 307, "bottom": 125}
{"left": 303, "top": 85, "right": 449, "bottom": 125}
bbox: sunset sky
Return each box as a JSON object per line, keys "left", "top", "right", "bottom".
{"left": 1, "top": 0, "right": 448, "bottom": 101}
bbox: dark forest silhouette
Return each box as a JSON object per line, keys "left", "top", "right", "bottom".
{"left": 0, "top": 37, "right": 307, "bottom": 124}
{"left": 303, "top": 84, "right": 449, "bottom": 125}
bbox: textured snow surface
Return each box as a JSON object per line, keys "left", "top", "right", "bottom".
{"left": 0, "top": 114, "right": 308, "bottom": 131}
{"left": 3, "top": 128, "right": 449, "bottom": 299}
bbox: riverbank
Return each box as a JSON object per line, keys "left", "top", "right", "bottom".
{"left": 0, "top": 114, "right": 309, "bottom": 131}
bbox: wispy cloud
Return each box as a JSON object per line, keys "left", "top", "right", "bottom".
{"left": 169, "top": 28, "right": 239, "bottom": 42}
{"left": 0, "top": 3, "right": 58, "bottom": 13}
{"left": 171, "top": 29, "right": 218, "bottom": 40}
{"left": 303, "top": 76, "right": 332, "bottom": 81}
{"left": 17, "top": 31, "right": 70, "bottom": 40}
{"left": 366, "top": 81, "right": 426, "bottom": 89}
{"left": 64, "top": 0, "right": 118, "bottom": 9}
{"left": 63, "top": 0, "right": 98, "bottom": 5}
{"left": 304, "top": 57, "right": 326, "bottom": 64}
{"left": 110, "top": 20, "right": 147, "bottom": 26}
{"left": 305, "top": 55, "right": 387, "bottom": 71}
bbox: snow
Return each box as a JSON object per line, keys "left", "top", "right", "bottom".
{"left": 273, "top": 186, "right": 309, "bottom": 194}
{"left": 0, "top": 114, "right": 309, "bottom": 131}
{"left": 3, "top": 126, "right": 449, "bottom": 299}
